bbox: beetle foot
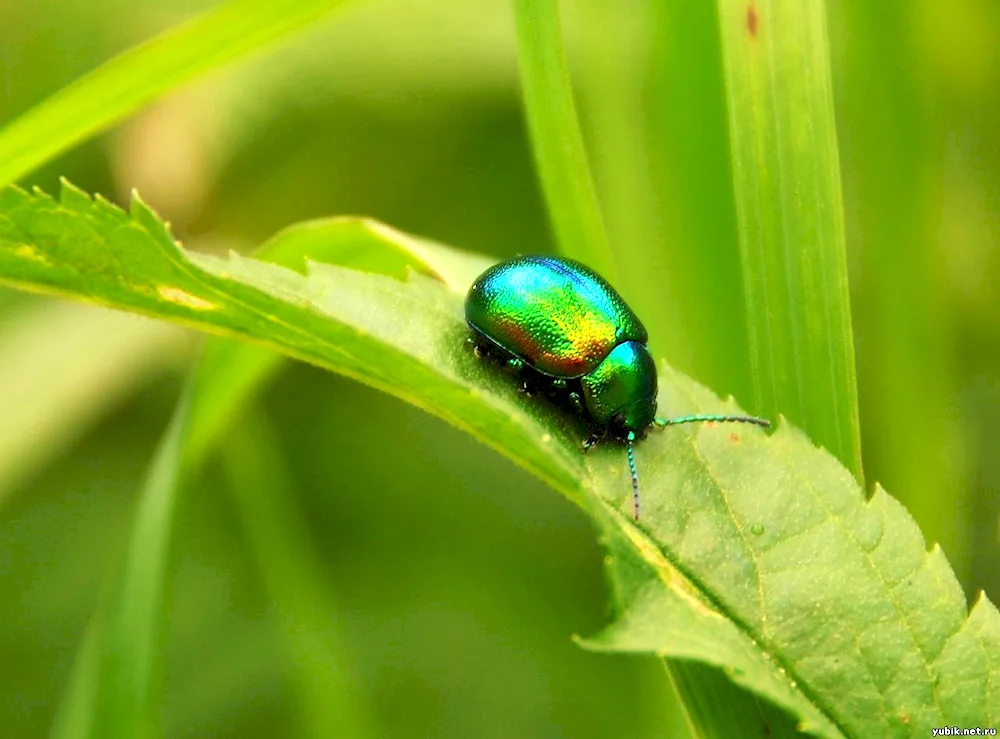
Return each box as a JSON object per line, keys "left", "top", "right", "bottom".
{"left": 466, "top": 337, "right": 485, "bottom": 358}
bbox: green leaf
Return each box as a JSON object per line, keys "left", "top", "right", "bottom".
{"left": 583, "top": 366, "right": 1000, "bottom": 735}
{"left": 716, "top": 0, "right": 863, "bottom": 480}
{"left": 2, "top": 182, "right": 998, "bottom": 736}
{"left": 511, "top": 0, "right": 616, "bottom": 279}
{"left": 0, "top": 0, "right": 356, "bottom": 188}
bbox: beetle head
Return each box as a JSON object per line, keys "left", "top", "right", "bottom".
{"left": 581, "top": 340, "right": 658, "bottom": 436}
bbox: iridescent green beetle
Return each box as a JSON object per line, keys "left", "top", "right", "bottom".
{"left": 465, "top": 255, "right": 769, "bottom": 520}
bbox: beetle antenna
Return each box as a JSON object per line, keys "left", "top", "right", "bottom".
{"left": 626, "top": 431, "right": 640, "bottom": 520}
{"left": 654, "top": 414, "right": 771, "bottom": 429}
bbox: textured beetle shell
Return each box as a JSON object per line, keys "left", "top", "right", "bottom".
{"left": 465, "top": 256, "right": 647, "bottom": 378}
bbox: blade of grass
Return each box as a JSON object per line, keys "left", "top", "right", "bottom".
{"left": 575, "top": 0, "right": 754, "bottom": 411}
{"left": 511, "top": 0, "right": 615, "bottom": 279}
{"left": 48, "top": 599, "right": 106, "bottom": 739}
{"left": 220, "top": 410, "right": 375, "bottom": 738}
{"left": 716, "top": 0, "right": 863, "bottom": 481}
{"left": 48, "top": 382, "right": 194, "bottom": 739}
{"left": 0, "top": 0, "right": 356, "bottom": 187}
{"left": 642, "top": 0, "right": 752, "bottom": 403}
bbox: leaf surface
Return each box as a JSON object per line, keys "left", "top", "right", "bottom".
{"left": 1, "top": 183, "right": 997, "bottom": 737}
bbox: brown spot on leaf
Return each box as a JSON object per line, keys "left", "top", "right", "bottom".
{"left": 730, "top": 433, "right": 741, "bottom": 443}
{"left": 747, "top": 4, "right": 758, "bottom": 37}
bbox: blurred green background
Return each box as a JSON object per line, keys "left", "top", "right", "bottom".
{"left": 1, "top": 0, "right": 998, "bottom": 736}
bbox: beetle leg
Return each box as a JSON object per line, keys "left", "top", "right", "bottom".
{"left": 506, "top": 357, "right": 524, "bottom": 372}
{"left": 583, "top": 426, "right": 607, "bottom": 452}
{"left": 466, "top": 336, "right": 485, "bottom": 359}
{"left": 582, "top": 430, "right": 603, "bottom": 453}
{"left": 568, "top": 391, "right": 585, "bottom": 414}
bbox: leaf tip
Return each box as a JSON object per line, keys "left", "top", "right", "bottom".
{"left": 969, "top": 589, "right": 1000, "bottom": 621}
{"left": 56, "top": 179, "right": 93, "bottom": 211}
{"left": 128, "top": 191, "right": 180, "bottom": 247}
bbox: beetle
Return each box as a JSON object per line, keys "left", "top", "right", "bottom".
{"left": 465, "top": 255, "right": 769, "bottom": 520}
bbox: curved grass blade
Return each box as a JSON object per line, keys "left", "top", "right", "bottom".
{"left": 716, "top": 0, "right": 863, "bottom": 481}
{"left": 220, "top": 412, "right": 375, "bottom": 738}
{"left": 1, "top": 182, "right": 996, "bottom": 736}
{"left": 0, "top": 0, "right": 356, "bottom": 187}
{"left": 511, "top": 0, "right": 615, "bottom": 279}
{"left": 48, "top": 385, "right": 193, "bottom": 739}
